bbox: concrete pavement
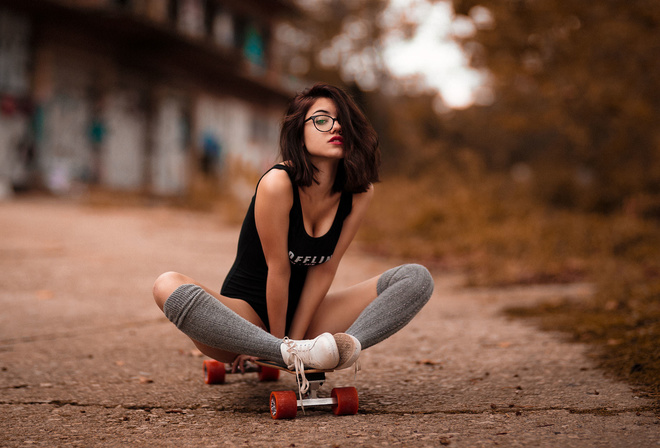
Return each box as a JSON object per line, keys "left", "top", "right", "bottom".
{"left": 1, "top": 198, "right": 658, "bottom": 447}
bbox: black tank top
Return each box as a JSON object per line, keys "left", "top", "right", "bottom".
{"left": 221, "top": 164, "right": 353, "bottom": 331}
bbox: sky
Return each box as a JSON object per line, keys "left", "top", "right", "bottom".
{"left": 379, "top": 0, "right": 491, "bottom": 109}
{"left": 293, "top": 0, "right": 493, "bottom": 110}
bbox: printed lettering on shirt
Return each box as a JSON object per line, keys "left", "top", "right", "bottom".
{"left": 289, "top": 251, "right": 332, "bottom": 266}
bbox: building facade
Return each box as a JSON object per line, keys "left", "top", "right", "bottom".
{"left": 0, "top": 0, "right": 304, "bottom": 198}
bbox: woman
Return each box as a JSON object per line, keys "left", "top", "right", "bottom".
{"left": 153, "top": 83, "right": 434, "bottom": 387}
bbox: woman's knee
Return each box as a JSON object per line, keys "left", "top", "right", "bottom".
{"left": 378, "top": 263, "right": 434, "bottom": 298}
{"left": 412, "top": 264, "right": 434, "bottom": 290}
{"left": 153, "top": 271, "right": 191, "bottom": 310}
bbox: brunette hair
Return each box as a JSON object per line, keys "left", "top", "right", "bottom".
{"left": 279, "top": 83, "right": 380, "bottom": 193}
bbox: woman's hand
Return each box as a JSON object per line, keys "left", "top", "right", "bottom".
{"left": 231, "top": 354, "right": 259, "bottom": 373}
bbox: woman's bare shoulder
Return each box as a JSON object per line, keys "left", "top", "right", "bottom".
{"left": 256, "top": 167, "right": 293, "bottom": 201}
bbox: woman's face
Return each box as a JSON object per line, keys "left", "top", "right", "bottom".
{"left": 303, "top": 97, "right": 344, "bottom": 161}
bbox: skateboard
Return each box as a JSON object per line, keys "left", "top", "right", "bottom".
{"left": 202, "top": 359, "right": 358, "bottom": 419}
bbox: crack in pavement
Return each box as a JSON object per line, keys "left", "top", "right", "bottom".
{"left": 1, "top": 399, "right": 656, "bottom": 417}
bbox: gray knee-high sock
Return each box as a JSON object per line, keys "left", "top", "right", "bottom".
{"left": 163, "top": 284, "right": 283, "bottom": 362}
{"left": 346, "top": 264, "right": 434, "bottom": 349}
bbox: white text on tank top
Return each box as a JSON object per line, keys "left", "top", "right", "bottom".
{"left": 288, "top": 251, "right": 333, "bottom": 266}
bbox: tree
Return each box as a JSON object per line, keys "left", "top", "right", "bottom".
{"left": 448, "top": 0, "right": 660, "bottom": 211}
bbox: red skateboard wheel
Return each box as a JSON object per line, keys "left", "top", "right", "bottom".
{"left": 270, "top": 390, "right": 297, "bottom": 419}
{"left": 203, "top": 359, "right": 226, "bottom": 384}
{"left": 257, "top": 365, "right": 280, "bottom": 382}
{"left": 331, "top": 387, "right": 359, "bottom": 415}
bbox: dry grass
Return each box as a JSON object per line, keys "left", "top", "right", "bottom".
{"left": 362, "top": 175, "right": 600, "bottom": 284}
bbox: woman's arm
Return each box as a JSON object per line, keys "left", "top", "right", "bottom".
{"left": 288, "top": 184, "right": 374, "bottom": 339}
{"left": 254, "top": 169, "right": 294, "bottom": 339}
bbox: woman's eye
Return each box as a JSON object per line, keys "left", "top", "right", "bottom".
{"left": 316, "top": 118, "right": 328, "bottom": 125}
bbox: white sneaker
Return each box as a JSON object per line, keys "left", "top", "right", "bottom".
{"left": 333, "top": 333, "right": 361, "bottom": 370}
{"left": 280, "top": 333, "right": 340, "bottom": 396}
{"left": 280, "top": 332, "right": 340, "bottom": 371}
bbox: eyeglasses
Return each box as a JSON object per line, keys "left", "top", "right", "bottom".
{"left": 305, "top": 114, "right": 340, "bottom": 132}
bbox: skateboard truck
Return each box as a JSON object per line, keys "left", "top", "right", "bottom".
{"left": 295, "top": 372, "right": 333, "bottom": 408}
{"left": 269, "top": 373, "right": 358, "bottom": 419}
{"left": 203, "top": 359, "right": 358, "bottom": 419}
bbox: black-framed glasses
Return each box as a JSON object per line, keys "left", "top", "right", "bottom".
{"left": 305, "top": 114, "right": 340, "bottom": 132}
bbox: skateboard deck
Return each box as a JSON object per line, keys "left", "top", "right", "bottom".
{"left": 202, "top": 358, "right": 358, "bottom": 419}
{"left": 254, "top": 359, "right": 334, "bottom": 374}
{"left": 203, "top": 359, "right": 280, "bottom": 384}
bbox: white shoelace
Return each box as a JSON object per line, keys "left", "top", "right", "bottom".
{"left": 282, "top": 337, "right": 310, "bottom": 402}
{"left": 353, "top": 360, "right": 361, "bottom": 379}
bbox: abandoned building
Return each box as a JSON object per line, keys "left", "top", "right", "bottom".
{"left": 0, "top": 0, "right": 305, "bottom": 199}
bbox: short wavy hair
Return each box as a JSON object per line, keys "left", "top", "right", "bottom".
{"left": 279, "top": 83, "right": 380, "bottom": 193}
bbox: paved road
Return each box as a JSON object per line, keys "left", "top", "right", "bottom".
{"left": 1, "top": 198, "right": 658, "bottom": 447}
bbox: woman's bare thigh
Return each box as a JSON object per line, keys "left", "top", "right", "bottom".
{"left": 305, "top": 275, "right": 379, "bottom": 338}
{"left": 153, "top": 271, "right": 266, "bottom": 363}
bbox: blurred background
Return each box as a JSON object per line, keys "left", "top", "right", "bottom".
{"left": 0, "top": 0, "right": 658, "bottom": 401}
